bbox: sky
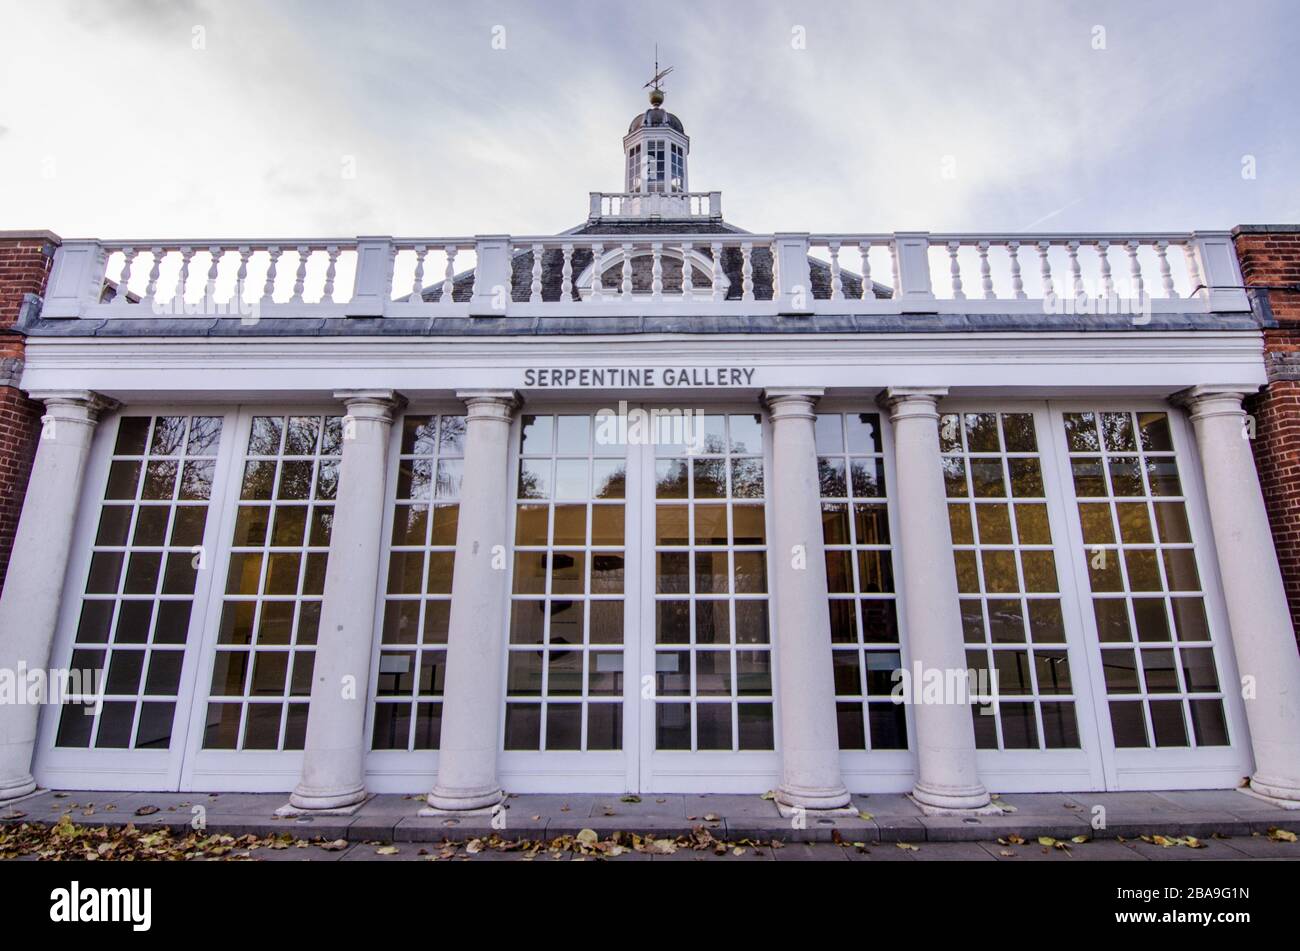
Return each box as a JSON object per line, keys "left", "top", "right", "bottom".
{"left": 0, "top": 0, "right": 1297, "bottom": 240}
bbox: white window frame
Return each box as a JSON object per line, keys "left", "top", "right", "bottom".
{"left": 35, "top": 404, "right": 239, "bottom": 792}
{"left": 497, "top": 403, "right": 636, "bottom": 794}
{"left": 938, "top": 399, "right": 1109, "bottom": 792}
{"left": 1045, "top": 399, "right": 1251, "bottom": 791}
{"left": 818, "top": 401, "right": 916, "bottom": 794}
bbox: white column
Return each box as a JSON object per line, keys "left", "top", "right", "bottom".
{"left": 425, "top": 390, "right": 518, "bottom": 812}
{"left": 0, "top": 391, "right": 110, "bottom": 802}
{"left": 882, "top": 388, "right": 991, "bottom": 810}
{"left": 1176, "top": 385, "right": 1300, "bottom": 803}
{"left": 763, "top": 389, "right": 851, "bottom": 811}
{"left": 287, "top": 390, "right": 402, "bottom": 811}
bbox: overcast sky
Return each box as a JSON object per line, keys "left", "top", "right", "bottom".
{"left": 0, "top": 0, "right": 1296, "bottom": 239}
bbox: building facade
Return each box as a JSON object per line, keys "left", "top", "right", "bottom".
{"left": 2, "top": 93, "right": 1299, "bottom": 815}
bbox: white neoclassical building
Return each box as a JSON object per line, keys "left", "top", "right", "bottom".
{"left": 2, "top": 86, "right": 1299, "bottom": 816}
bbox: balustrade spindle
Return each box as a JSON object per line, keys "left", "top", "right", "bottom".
{"left": 236, "top": 247, "right": 252, "bottom": 309}
{"left": 1037, "top": 241, "right": 1055, "bottom": 300}
{"left": 176, "top": 247, "right": 195, "bottom": 306}
{"left": 1155, "top": 240, "right": 1175, "bottom": 298}
{"left": 890, "top": 242, "right": 902, "bottom": 299}
{"left": 530, "top": 244, "right": 544, "bottom": 303}
{"left": 947, "top": 241, "right": 965, "bottom": 300}
{"left": 650, "top": 242, "right": 663, "bottom": 301}
{"left": 680, "top": 242, "right": 694, "bottom": 299}
{"left": 561, "top": 244, "right": 574, "bottom": 301}
{"left": 321, "top": 246, "right": 339, "bottom": 304}
{"left": 116, "top": 248, "right": 137, "bottom": 305}
{"left": 977, "top": 241, "right": 994, "bottom": 299}
{"left": 1125, "top": 241, "right": 1144, "bottom": 303}
{"left": 441, "top": 245, "right": 457, "bottom": 303}
{"left": 590, "top": 243, "right": 604, "bottom": 301}
{"left": 621, "top": 243, "right": 633, "bottom": 299}
{"left": 144, "top": 247, "right": 164, "bottom": 304}
{"left": 1067, "top": 241, "right": 1083, "bottom": 299}
{"left": 1008, "top": 241, "right": 1025, "bottom": 300}
{"left": 291, "top": 246, "right": 309, "bottom": 304}
{"left": 711, "top": 242, "right": 724, "bottom": 302}
{"left": 205, "top": 247, "right": 222, "bottom": 303}
{"left": 262, "top": 247, "right": 282, "bottom": 305}
{"left": 858, "top": 241, "right": 873, "bottom": 300}
{"left": 1183, "top": 242, "right": 1205, "bottom": 297}
{"left": 1097, "top": 241, "right": 1114, "bottom": 298}
{"left": 411, "top": 245, "right": 428, "bottom": 300}
{"left": 741, "top": 242, "right": 754, "bottom": 302}
{"left": 829, "top": 241, "right": 843, "bottom": 301}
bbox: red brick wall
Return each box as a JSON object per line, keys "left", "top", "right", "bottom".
{"left": 0, "top": 234, "right": 58, "bottom": 594}
{"left": 1233, "top": 227, "right": 1300, "bottom": 639}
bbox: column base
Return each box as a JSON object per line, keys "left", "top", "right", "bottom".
{"left": 424, "top": 785, "right": 505, "bottom": 814}
{"left": 775, "top": 783, "right": 852, "bottom": 813}
{"left": 910, "top": 781, "right": 994, "bottom": 814}
{"left": 0, "top": 774, "right": 37, "bottom": 804}
{"left": 283, "top": 782, "right": 369, "bottom": 814}
{"left": 1240, "top": 778, "right": 1300, "bottom": 810}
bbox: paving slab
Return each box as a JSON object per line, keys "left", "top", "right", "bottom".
{"left": 976, "top": 839, "right": 1148, "bottom": 861}
{"left": 771, "top": 842, "right": 850, "bottom": 861}
{"left": 842, "top": 842, "right": 914, "bottom": 861}
{"left": 1120, "top": 837, "right": 1256, "bottom": 861}
{"left": 905, "top": 841, "right": 997, "bottom": 861}
{"left": 1200, "top": 834, "right": 1300, "bottom": 858}
{"left": 920, "top": 811, "right": 1093, "bottom": 842}
{"left": 588, "top": 794, "right": 687, "bottom": 818}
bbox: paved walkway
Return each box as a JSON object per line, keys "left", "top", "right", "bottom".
{"left": 2, "top": 788, "right": 1297, "bottom": 856}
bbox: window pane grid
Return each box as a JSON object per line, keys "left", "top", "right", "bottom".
{"left": 505, "top": 413, "right": 626, "bottom": 752}
{"left": 203, "top": 415, "right": 340, "bottom": 752}
{"left": 653, "top": 413, "right": 772, "bottom": 752}
{"left": 941, "top": 411, "right": 1081, "bottom": 751}
{"left": 57, "top": 415, "right": 222, "bottom": 751}
{"left": 816, "top": 411, "right": 906, "bottom": 752}
{"left": 372, "top": 414, "right": 465, "bottom": 751}
{"left": 1063, "top": 410, "right": 1228, "bottom": 749}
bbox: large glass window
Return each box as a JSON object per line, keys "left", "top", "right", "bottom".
{"left": 817, "top": 412, "right": 906, "bottom": 750}
{"left": 653, "top": 414, "right": 772, "bottom": 751}
{"left": 203, "top": 415, "right": 341, "bottom": 751}
{"left": 646, "top": 140, "right": 666, "bottom": 193}
{"left": 1063, "top": 410, "right": 1229, "bottom": 749}
{"left": 55, "top": 415, "right": 222, "bottom": 749}
{"left": 371, "top": 414, "right": 465, "bottom": 751}
{"left": 941, "top": 411, "right": 1081, "bottom": 750}
{"left": 670, "top": 143, "right": 685, "bottom": 192}
{"left": 626, "top": 143, "right": 642, "bottom": 192}
{"left": 504, "top": 413, "right": 627, "bottom": 751}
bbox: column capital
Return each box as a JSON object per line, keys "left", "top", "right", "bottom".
{"left": 878, "top": 386, "right": 948, "bottom": 420}
{"left": 1171, "top": 384, "right": 1257, "bottom": 421}
{"left": 26, "top": 389, "right": 118, "bottom": 424}
{"left": 762, "top": 387, "right": 823, "bottom": 419}
{"left": 456, "top": 389, "right": 520, "bottom": 420}
{"left": 333, "top": 388, "right": 406, "bottom": 422}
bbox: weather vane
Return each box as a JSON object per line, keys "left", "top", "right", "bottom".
{"left": 644, "top": 43, "right": 673, "bottom": 105}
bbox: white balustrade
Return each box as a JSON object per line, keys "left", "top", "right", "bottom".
{"left": 37, "top": 230, "right": 1249, "bottom": 321}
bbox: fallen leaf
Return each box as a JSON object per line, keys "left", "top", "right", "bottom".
{"left": 134, "top": 806, "right": 159, "bottom": 817}
{"left": 319, "top": 839, "right": 349, "bottom": 851}
{"left": 760, "top": 790, "right": 775, "bottom": 801}
{"left": 858, "top": 811, "right": 874, "bottom": 821}
{"left": 1268, "top": 828, "right": 1297, "bottom": 843}
{"left": 376, "top": 845, "right": 399, "bottom": 855}
{"left": 896, "top": 842, "right": 919, "bottom": 851}
{"left": 620, "top": 795, "right": 641, "bottom": 803}
{"left": 575, "top": 828, "right": 599, "bottom": 848}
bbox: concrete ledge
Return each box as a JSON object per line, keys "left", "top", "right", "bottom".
{"left": 3, "top": 789, "right": 1299, "bottom": 845}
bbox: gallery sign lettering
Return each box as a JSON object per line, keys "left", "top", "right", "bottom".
{"left": 523, "top": 367, "right": 757, "bottom": 388}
